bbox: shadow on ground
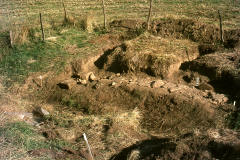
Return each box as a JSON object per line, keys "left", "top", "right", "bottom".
{"left": 109, "top": 134, "right": 240, "bottom": 160}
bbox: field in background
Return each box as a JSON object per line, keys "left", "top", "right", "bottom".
{"left": 1, "top": 0, "right": 240, "bottom": 33}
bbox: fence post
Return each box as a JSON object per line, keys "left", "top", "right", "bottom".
{"left": 147, "top": 0, "right": 153, "bottom": 30}
{"left": 9, "top": 31, "right": 13, "bottom": 47}
{"left": 40, "top": 13, "right": 45, "bottom": 41}
{"left": 102, "top": 0, "right": 107, "bottom": 29}
{"left": 62, "top": 2, "right": 67, "bottom": 22}
{"left": 218, "top": 10, "right": 224, "bottom": 44}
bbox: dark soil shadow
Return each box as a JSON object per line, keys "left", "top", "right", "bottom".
{"left": 208, "top": 140, "right": 240, "bottom": 160}
{"left": 109, "top": 138, "right": 176, "bottom": 160}
{"left": 179, "top": 54, "right": 239, "bottom": 97}
{"left": 109, "top": 135, "right": 240, "bottom": 160}
{"left": 94, "top": 47, "right": 119, "bottom": 69}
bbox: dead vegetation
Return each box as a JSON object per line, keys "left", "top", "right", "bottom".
{"left": 11, "top": 25, "right": 30, "bottom": 46}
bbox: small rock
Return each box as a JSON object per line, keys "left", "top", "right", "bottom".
{"left": 89, "top": 73, "right": 96, "bottom": 81}
{"left": 163, "top": 82, "right": 176, "bottom": 89}
{"left": 27, "top": 60, "right": 36, "bottom": 64}
{"left": 151, "top": 80, "right": 165, "bottom": 88}
{"left": 34, "top": 107, "right": 49, "bottom": 117}
{"left": 169, "top": 87, "right": 180, "bottom": 93}
{"left": 80, "top": 79, "right": 87, "bottom": 84}
{"left": 108, "top": 75, "right": 116, "bottom": 80}
{"left": 60, "top": 79, "right": 76, "bottom": 89}
{"left": 94, "top": 82, "right": 102, "bottom": 89}
{"left": 196, "top": 83, "right": 213, "bottom": 91}
{"left": 116, "top": 73, "right": 121, "bottom": 77}
{"left": 211, "top": 93, "right": 227, "bottom": 104}
{"left": 112, "top": 82, "right": 116, "bottom": 86}
{"left": 138, "top": 81, "right": 151, "bottom": 87}
{"left": 79, "top": 72, "right": 93, "bottom": 81}
{"left": 222, "top": 97, "right": 228, "bottom": 103}
{"left": 192, "top": 95, "right": 199, "bottom": 99}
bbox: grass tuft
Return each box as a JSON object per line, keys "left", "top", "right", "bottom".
{"left": 82, "top": 12, "right": 94, "bottom": 33}
{"left": 12, "top": 25, "right": 30, "bottom": 46}
{"left": 128, "top": 149, "right": 140, "bottom": 160}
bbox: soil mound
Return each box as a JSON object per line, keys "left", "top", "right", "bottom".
{"left": 181, "top": 51, "right": 240, "bottom": 94}
{"left": 224, "top": 29, "right": 240, "bottom": 48}
{"left": 152, "top": 19, "right": 221, "bottom": 44}
{"left": 102, "top": 34, "right": 199, "bottom": 78}
{"left": 110, "top": 18, "right": 240, "bottom": 53}
{"left": 110, "top": 19, "right": 146, "bottom": 30}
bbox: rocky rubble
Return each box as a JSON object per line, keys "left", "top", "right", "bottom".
{"left": 62, "top": 72, "right": 229, "bottom": 105}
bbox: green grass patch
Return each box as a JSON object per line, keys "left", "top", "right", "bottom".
{"left": 0, "top": 121, "right": 76, "bottom": 151}
{"left": 0, "top": 27, "right": 94, "bottom": 86}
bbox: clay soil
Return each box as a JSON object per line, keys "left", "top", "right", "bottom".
{"left": 8, "top": 19, "right": 240, "bottom": 159}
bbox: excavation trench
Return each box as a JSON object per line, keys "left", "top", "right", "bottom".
{"left": 17, "top": 18, "right": 240, "bottom": 160}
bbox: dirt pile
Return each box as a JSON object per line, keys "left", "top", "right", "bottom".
{"left": 110, "top": 19, "right": 240, "bottom": 50}
{"left": 152, "top": 19, "right": 221, "bottom": 44}
{"left": 224, "top": 29, "right": 240, "bottom": 48}
{"left": 110, "top": 19, "right": 147, "bottom": 30}
{"left": 181, "top": 51, "right": 240, "bottom": 95}
{"left": 102, "top": 34, "right": 199, "bottom": 78}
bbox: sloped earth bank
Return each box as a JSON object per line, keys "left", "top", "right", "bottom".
{"left": 14, "top": 19, "right": 240, "bottom": 159}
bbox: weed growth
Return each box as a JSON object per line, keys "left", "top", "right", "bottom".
{"left": 226, "top": 111, "right": 240, "bottom": 130}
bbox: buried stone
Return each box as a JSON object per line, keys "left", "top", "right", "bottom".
{"left": 151, "top": 80, "right": 165, "bottom": 88}
{"left": 196, "top": 83, "right": 214, "bottom": 91}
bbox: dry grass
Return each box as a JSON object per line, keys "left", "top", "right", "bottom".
{"left": 124, "top": 34, "right": 199, "bottom": 63}
{"left": 127, "top": 149, "right": 140, "bottom": 160}
{"left": 64, "top": 16, "right": 76, "bottom": 26}
{"left": 113, "top": 107, "right": 141, "bottom": 130}
{"left": 11, "top": 25, "right": 30, "bottom": 46}
{"left": 43, "top": 108, "right": 143, "bottom": 159}
{"left": 1, "top": 0, "right": 239, "bottom": 33}
{"left": 81, "top": 11, "right": 94, "bottom": 33}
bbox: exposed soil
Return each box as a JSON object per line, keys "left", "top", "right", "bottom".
{"left": 110, "top": 129, "right": 240, "bottom": 160}
{"left": 11, "top": 18, "right": 240, "bottom": 159}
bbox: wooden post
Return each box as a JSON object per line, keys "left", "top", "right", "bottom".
{"left": 218, "top": 10, "right": 224, "bottom": 43}
{"left": 40, "top": 13, "right": 45, "bottom": 41}
{"left": 102, "top": 0, "right": 107, "bottom": 29}
{"left": 147, "top": 0, "right": 153, "bottom": 30}
{"left": 9, "top": 31, "right": 13, "bottom": 47}
{"left": 62, "top": 2, "right": 67, "bottom": 22}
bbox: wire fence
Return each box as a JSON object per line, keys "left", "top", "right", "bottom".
{"left": 0, "top": 0, "right": 153, "bottom": 32}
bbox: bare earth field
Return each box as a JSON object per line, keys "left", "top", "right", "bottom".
{"left": 1, "top": 0, "right": 240, "bottom": 160}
